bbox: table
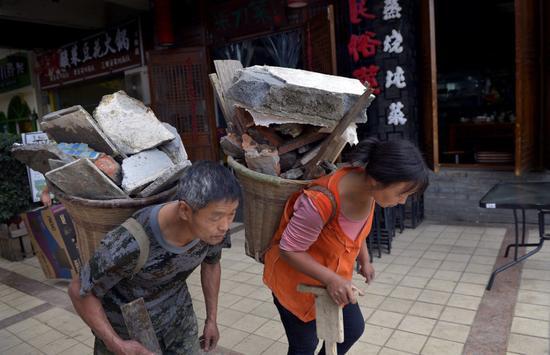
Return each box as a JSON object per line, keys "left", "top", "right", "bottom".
{"left": 479, "top": 182, "right": 550, "bottom": 290}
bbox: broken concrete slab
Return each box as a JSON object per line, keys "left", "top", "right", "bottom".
{"left": 45, "top": 159, "right": 128, "bottom": 200}
{"left": 227, "top": 65, "right": 372, "bottom": 128}
{"left": 159, "top": 123, "right": 189, "bottom": 164}
{"left": 48, "top": 159, "right": 66, "bottom": 170}
{"left": 245, "top": 147, "right": 281, "bottom": 176}
{"left": 40, "top": 105, "right": 121, "bottom": 157}
{"left": 137, "top": 161, "right": 191, "bottom": 198}
{"left": 93, "top": 91, "right": 175, "bottom": 155}
{"left": 121, "top": 149, "right": 174, "bottom": 195}
{"left": 11, "top": 143, "right": 74, "bottom": 174}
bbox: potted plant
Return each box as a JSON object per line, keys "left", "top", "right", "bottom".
{"left": 0, "top": 133, "right": 31, "bottom": 260}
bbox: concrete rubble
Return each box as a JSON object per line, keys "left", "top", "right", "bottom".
{"left": 40, "top": 105, "right": 121, "bottom": 157}
{"left": 160, "top": 123, "right": 189, "bottom": 164}
{"left": 11, "top": 143, "right": 73, "bottom": 174}
{"left": 212, "top": 61, "right": 374, "bottom": 180}
{"left": 227, "top": 65, "right": 368, "bottom": 128}
{"left": 137, "top": 161, "right": 191, "bottom": 198}
{"left": 12, "top": 91, "right": 193, "bottom": 201}
{"left": 45, "top": 159, "right": 128, "bottom": 200}
{"left": 94, "top": 91, "right": 175, "bottom": 155}
{"left": 121, "top": 149, "right": 174, "bottom": 195}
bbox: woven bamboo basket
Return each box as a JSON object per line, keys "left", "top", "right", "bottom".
{"left": 228, "top": 156, "right": 311, "bottom": 262}
{"left": 47, "top": 182, "right": 176, "bottom": 265}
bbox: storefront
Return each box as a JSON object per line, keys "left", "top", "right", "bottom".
{"left": 0, "top": 50, "right": 40, "bottom": 134}
{"left": 36, "top": 19, "right": 148, "bottom": 116}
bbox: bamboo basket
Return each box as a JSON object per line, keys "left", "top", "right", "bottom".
{"left": 228, "top": 156, "right": 311, "bottom": 262}
{"left": 47, "top": 182, "right": 176, "bottom": 265}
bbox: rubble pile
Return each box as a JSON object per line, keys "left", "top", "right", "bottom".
{"left": 212, "top": 61, "right": 374, "bottom": 180}
{"left": 12, "top": 91, "right": 191, "bottom": 200}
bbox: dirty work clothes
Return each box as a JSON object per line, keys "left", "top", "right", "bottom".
{"left": 80, "top": 203, "right": 230, "bottom": 355}
{"left": 273, "top": 295, "right": 364, "bottom": 355}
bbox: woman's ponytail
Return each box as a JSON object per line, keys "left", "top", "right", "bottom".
{"left": 349, "top": 137, "right": 380, "bottom": 166}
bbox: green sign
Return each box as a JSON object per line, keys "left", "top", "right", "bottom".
{"left": 0, "top": 53, "right": 31, "bottom": 93}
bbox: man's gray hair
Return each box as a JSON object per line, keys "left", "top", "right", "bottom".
{"left": 176, "top": 161, "right": 241, "bottom": 211}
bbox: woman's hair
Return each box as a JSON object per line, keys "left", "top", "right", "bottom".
{"left": 349, "top": 137, "right": 429, "bottom": 194}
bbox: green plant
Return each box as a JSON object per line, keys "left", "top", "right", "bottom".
{"left": 0, "top": 133, "right": 31, "bottom": 224}
{"left": 7, "top": 95, "right": 31, "bottom": 120}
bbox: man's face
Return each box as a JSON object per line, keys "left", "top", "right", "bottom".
{"left": 186, "top": 199, "right": 239, "bottom": 245}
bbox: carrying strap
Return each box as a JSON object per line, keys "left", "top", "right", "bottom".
{"left": 121, "top": 218, "right": 150, "bottom": 275}
{"left": 307, "top": 185, "right": 337, "bottom": 224}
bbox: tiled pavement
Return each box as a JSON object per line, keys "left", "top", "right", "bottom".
{"left": 0, "top": 222, "right": 548, "bottom": 354}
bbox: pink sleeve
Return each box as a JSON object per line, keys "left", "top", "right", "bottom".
{"left": 279, "top": 194, "right": 325, "bottom": 252}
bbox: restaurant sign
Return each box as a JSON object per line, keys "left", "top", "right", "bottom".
{"left": 0, "top": 53, "right": 31, "bottom": 94}
{"left": 37, "top": 19, "right": 143, "bottom": 89}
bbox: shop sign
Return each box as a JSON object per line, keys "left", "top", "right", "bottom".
{"left": 348, "top": 0, "right": 408, "bottom": 126}
{"left": 37, "top": 19, "right": 143, "bottom": 89}
{"left": 0, "top": 53, "right": 31, "bottom": 94}
{"left": 208, "top": 0, "right": 285, "bottom": 40}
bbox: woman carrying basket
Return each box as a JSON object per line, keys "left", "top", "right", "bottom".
{"left": 263, "top": 137, "right": 429, "bottom": 355}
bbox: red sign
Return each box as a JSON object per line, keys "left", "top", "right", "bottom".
{"left": 37, "top": 19, "right": 143, "bottom": 89}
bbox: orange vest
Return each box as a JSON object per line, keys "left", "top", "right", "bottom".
{"left": 263, "top": 167, "right": 375, "bottom": 322}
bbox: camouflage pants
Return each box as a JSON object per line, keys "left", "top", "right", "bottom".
{"left": 93, "top": 312, "right": 199, "bottom": 355}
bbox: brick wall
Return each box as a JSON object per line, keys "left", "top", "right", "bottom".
{"left": 424, "top": 169, "right": 550, "bottom": 224}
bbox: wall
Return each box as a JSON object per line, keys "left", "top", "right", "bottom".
{"left": 424, "top": 168, "right": 550, "bottom": 225}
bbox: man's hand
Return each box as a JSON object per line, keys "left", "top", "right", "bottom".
{"left": 200, "top": 318, "right": 219, "bottom": 352}
{"left": 326, "top": 274, "right": 358, "bottom": 306}
{"left": 110, "top": 338, "right": 156, "bottom": 355}
{"left": 358, "top": 261, "right": 375, "bottom": 285}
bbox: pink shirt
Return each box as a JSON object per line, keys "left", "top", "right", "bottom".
{"left": 279, "top": 194, "right": 368, "bottom": 252}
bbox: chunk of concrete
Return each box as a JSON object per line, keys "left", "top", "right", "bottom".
{"left": 93, "top": 91, "right": 175, "bottom": 155}
{"left": 227, "top": 66, "right": 371, "bottom": 128}
{"left": 137, "top": 161, "right": 191, "bottom": 198}
{"left": 40, "top": 105, "right": 121, "bottom": 157}
{"left": 45, "top": 159, "right": 128, "bottom": 200}
{"left": 48, "top": 159, "right": 66, "bottom": 170}
{"left": 11, "top": 143, "right": 73, "bottom": 174}
{"left": 159, "top": 123, "right": 188, "bottom": 164}
{"left": 121, "top": 149, "right": 174, "bottom": 195}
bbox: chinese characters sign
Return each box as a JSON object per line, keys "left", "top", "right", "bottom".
{"left": 208, "top": 0, "right": 284, "bottom": 40}
{"left": 37, "top": 20, "right": 143, "bottom": 89}
{"left": 348, "top": 0, "right": 408, "bottom": 126}
{"left": 0, "top": 53, "right": 30, "bottom": 94}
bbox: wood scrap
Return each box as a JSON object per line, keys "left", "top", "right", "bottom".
{"left": 209, "top": 73, "right": 239, "bottom": 134}
{"left": 278, "top": 131, "right": 328, "bottom": 155}
{"left": 121, "top": 298, "right": 162, "bottom": 354}
{"left": 303, "top": 88, "right": 374, "bottom": 179}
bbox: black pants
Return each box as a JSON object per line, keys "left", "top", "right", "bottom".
{"left": 273, "top": 295, "right": 365, "bottom": 355}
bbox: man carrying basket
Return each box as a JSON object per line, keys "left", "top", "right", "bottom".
{"left": 263, "top": 137, "right": 429, "bottom": 355}
{"left": 68, "top": 161, "right": 241, "bottom": 355}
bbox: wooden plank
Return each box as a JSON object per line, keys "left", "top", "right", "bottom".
{"left": 419, "top": 0, "right": 440, "bottom": 172}
{"left": 209, "top": 73, "right": 239, "bottom": 134}
{"left": 213, "top": 60, "right": 243, "bottom": 134}
{"left": 278, "top": 131, "right": 328, "bottom": 155}
{"left": 121, "top": 298, "right": 162, "bottom": 354}
{"left": 303, "top": 89, "right": 373, "bottom": 179}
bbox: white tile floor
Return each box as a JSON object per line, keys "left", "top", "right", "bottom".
{"left": 0, "top": 223, "right": 548, "bottom": 354}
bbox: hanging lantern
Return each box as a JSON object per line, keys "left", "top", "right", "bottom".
{"left": 287, "top": 0, "right": 308, "bottom": 8}
{"left": 154, "top": 0, "right": 175, "bottom": 46}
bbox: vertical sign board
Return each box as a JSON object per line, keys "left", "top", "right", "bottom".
{"left": 346, "top": 0, "right": 419, "bottom": 143}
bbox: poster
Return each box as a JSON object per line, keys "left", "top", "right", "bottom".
{"left": 21, "top": 131, "right": 49, "bottom": 202}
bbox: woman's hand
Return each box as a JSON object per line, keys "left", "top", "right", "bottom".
{"left": 358, "top": 261, "right": 375, "bottom": 285}
{"left": 326, "top": 275, "right": 358, "bottom": 306}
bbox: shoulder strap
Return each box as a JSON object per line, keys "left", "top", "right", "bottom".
{"left": 121, "top": 218, "right": 150, "bottom": 275}
{"left": 307, "top": 185, "right": 337, "bottom": 223}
